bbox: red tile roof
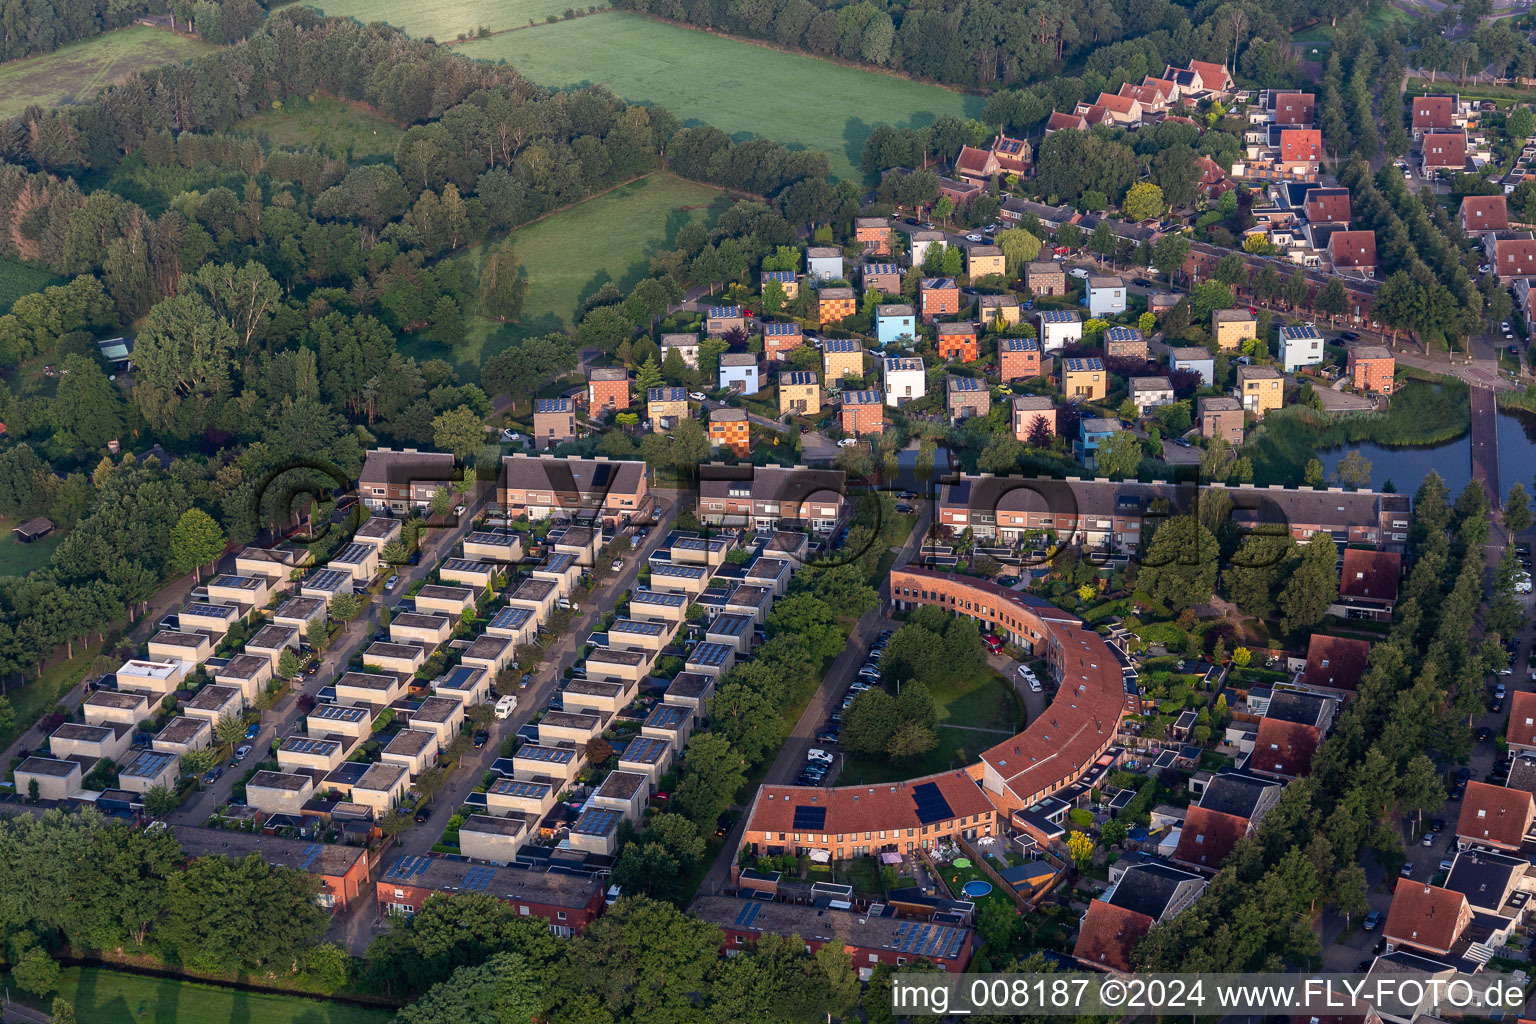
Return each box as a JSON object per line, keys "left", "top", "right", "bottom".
{"left": 747, "top": 770, "right": 995, "bottom": 838}
{"left": 1328, "top": 230, "right": 1376, "bottom": 268}
{"left": 1383, "top": 879, "right": 1469, "bottom": 954}
{"left": 1081, "top": 104, "right": 1109, "bottom": 126}
{"left": 1279, "top": 129, "right": 1322, "bottom": 164}
{"left": 1274, "top": 92, "right": 1315, "bottom": 126}
{"left": 1456, "top": 781, "right": 1535, "bottom": 849}
{"left": 1073, "top": 900, "right": 1153, "bottom": 972}
{"left": 1188, "top": 60, "right": 1231, "bottom": 91}
{"left": 1421, "top": 131, "right": 1467, "bottom": 169}
{"left": 1250, "top": 718, "right": 1319, "bottom": 777}
{"left": 1098, "top": 93, "right": 1137, "bottom": 116}
{"left": 1304, "top": 188, "right": 1351, "bottom": 225}
{"left": 1495, "top": 237, "right": 1536, "bottom": 278}
{"left": 1461, "top": 195, "right": 1509, "bottom": 231}
{"left": 1413, "top": 95, "right": 1455, "bottom": 130}
{"left": 956, "top": 145, "right": 994, "bottom": 177}
{"left": 1508, "top": 691, "right": 1536, "bottom": 750}
{"left": 1172, "top": 806, "right": 1247, "bottom": 869}
{"left": 1298, "top": 634, "right": 1372, "bottom": 692}
{"left": 1339, "top": 548, "right": 1401, "bottom": 604}
{"left": 1047, "top": 111, "right": 1087, "bottom": 132}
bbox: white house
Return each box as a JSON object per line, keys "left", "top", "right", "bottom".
{"left": 882, "top": 357, "right": 927, "bottom": 407}
{"left": 1278, "top": 324, "right": 1324, "bottom": 372}
{"left": 806, "top": 247, "right": 845, "bottom": 284}
{"left": 1086, "top": 275, "right": 1126, "bottom": 317}
{"left": 718, "top": 353, "right": 760, "bottom": 396}
{"left": 1129, "top": 376, "right": 1176, "bottom": 415}
{"left": 1036, "top": 310, "right": 1083, "bottom": 352}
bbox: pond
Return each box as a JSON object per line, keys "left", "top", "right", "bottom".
{"left": 1320, "top": 407, "right": 1536, "bottom": 494}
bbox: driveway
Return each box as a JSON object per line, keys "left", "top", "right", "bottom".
{"left": 1316, "top": 382, "right": 1376, "bottom": 412}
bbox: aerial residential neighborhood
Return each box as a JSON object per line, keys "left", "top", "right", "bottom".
{"left": 7, "top": 0, "right": 1536, "bottom": 1019}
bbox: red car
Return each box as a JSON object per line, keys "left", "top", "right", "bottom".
{"left": 1248, "top": 306, "right": 1258, "bottom": 315}
{"left": 1054, "top": 246, "right": 1069, "bottom": 255}
{"left": 981, "top": 633, "right": 1003, "bottom": 653}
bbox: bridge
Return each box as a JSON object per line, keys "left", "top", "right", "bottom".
{"left": 1470, "top": 384, "right": 1501, "bottom": 509}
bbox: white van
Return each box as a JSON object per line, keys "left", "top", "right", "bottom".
{"left": 495, "top": 694, "right": 518, "bottom": 719}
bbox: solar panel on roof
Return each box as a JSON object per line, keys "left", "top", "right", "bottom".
{"left": 910, "top": 782, "right": 954, "bottom": 825}
{"left": 463, "top": 865, "right": 495, "bottom": 891}
{"left": 300, "top": 843, "right": 322, "bottom": 871}
{"left": 791, "top": 805, "right": 827, "bottom": 830}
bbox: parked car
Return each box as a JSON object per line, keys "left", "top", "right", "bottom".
{"left": 414, "top": 804, "right": 432, "bottom": 823}
{"left": 1362, "top": 911, "right": 1382, "bottom": 931}
{"left": 688, "top": 391, "right": 707, "bottom": 401}
{"left": 473, "top": 731, "right": 489, "bottom": 748}
{"left": 1131, "top": 278, "right": 1153, "bottom": 288}
{"left": 1339, "top": 331, "right": 1361, "bottom": 342}
{"left": 807, "top": 749, "right": 834, "bottom": 764}
{"left": 234, "top": 744, "right": 252, "bottom": 762}
{"left": 817, "top": 731, "right": 840, "bottom": 744}
{"left": 244, "top": 723, "right": 259, "bottom": 741}
{"left": 981, "top": 633, "right": 1004, "bottom": 653}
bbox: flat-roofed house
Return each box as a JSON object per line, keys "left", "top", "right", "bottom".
{"left": 352, "top": 517, "right": 402, "bottom": 549}
{"left": 513, "top": 743, "right": 583, "bottom": 785}
{"left": 1129, "top": 376, "right": 1175, "bottom": 415}
{"left": 215, "top": 653, "right": 273, "bottom": 703}
{"left": 179, "top": 601, "right": 241, "bottom": 636}
{"left": 434, "top": 665, "right": 491, "bottom": 706}
{"left": 15, "top": 756, "right": 83, "bottom": 801}
{"left": 274, "top": 595, "right": 327, "bottom": 630}
{"left": 585, "top": 647, "right": 651, "bottom": 684}
{"left": 660, "top": 333, "right": 700, "bottom": 369}
{"left": 1236, "top": 365, "right": 1284, "bottom": 416}
{"left": 779, "top": 371, "right": 821, "bottom": 416}
{"left": 152, "top": 716, "right": 212, "bottom": 756}
{"left": 533, "top": 552, "right": 580, "bottom": 598}
{"left": 390, "top": 612, "right": 453, "bottom": 647}
{"left": 413, "top": 584, "right": 475, "bottom": 616}
{"left": 627, "top": 589, "right": 688, "bottom": 623}
{"left": 1211, "top": 309, "right": 1257, "bottom": 350}
{"left": 822, "top": 338, "right": 864, "bottom": 382}
{"left": 172, "top": 824, "right": 372, "bottom": 912}
{"left": 277, "top": 736, "right": 350, "bottom": 773}
{"left": 363, "top": 641, "right": 426, "bottom": 675}
{"left": 539, "top": 710, "right": 604, "bottom": 747}
{"left": 1036, "top": 310, "right": 1082, "bottom": 351}
{"left": 592, "top": 770, "right": 650, "bottom": 824}
{"left": 381, "top": 729, "right": 439, "bottom": 776}
{"left": 335, "top": 670, "right": 408, "bottom": 708}
{"left": 666, "top": 672, "right": 718, "bottom": 712}
{"left": 569, "top": 807, "right": 623, "bottom": 855}
{"left": 49, "top": 722, "right": 132, "bottom": 763}
{"left": 245, "top": 770, "right": 316, "bottom": 816}
{"left": 207, "top": 574, "right": 271, "bottom": 608}
{"left": 647, "top": 387, "right": 690, "bottom": 431}
{"left": 617, "top": 736, "right": 673, "bottom": 788}
{"left": 438, "top": 558, "right": 496, "bottom": 589}
{"left": 507, "top": 577, "right": 559, "bottom": 621}
{"left": 148, "top": 630, "right": 213, "bottom": 666}
{"left": 706, "top": 611, "right": 754, "bottom": 654}
{"left": 329, "top": 543, "right": 380, "bottom": 583}
{"left": 484, "top": 606, "right": 536, "bottom": 646}
{"left": 301, "top": 569, "right": 353, "bottom": 606}
{"left": 532, "top": 398, "right": 575, "bottom": 449}
{"left": 461, "top": 634, "right": 515, "bottom": 676}
{"left": 587, "top": 367, "right": 631, "bottom": 414}
{"left": 718, "top": 353, "right": 760, "bottom": 396}
{"left": 606, "top": 618, "right": 672, "bottom": 653}
{"left": 119, "top": 750, "right": 179, "bottom": 794}
{"left": 351, "top": 762, "right": 410, "bottom": 814}
{"left": 1011, "top": 396, "right": 1057, "bottom": 443}
{"left": 244, "top": 624, "right": 300, "bottom": 670}
{"left": 306, "top": 703, "right": 374, "bottom": 741}
{"left": 116, "top": 659, "right": 188, "bottom": 697}
{"left": 642, "top": 703, "right": 694, "bottom": 751}
{"left": 561, "top": 678, "right": 633, "bottom": 716}
{"left": 648, "top": 562, "right": 710, "bottom": 597}
{"left": 235, "top": 546, "right": 310, "bottom": 579}
{"left": 1198, "top": 397, "right": 1244, "bottom": 445}
{"left": 686, "top": 641, "right": 736, "bottom": 678}
{"left": 458, "top": 815, "right": 529, "bottom": 865}
{"left": 406, "top": 696, "right": 465, "bottom": 746}
{"left": 183, "top": 685, "right": 241, "bottom": 724}
{"left": 359, "top": 448, "right": 455, "bottom": 513}
{"left": 486, "top": 777, "right": 557, "bottom": 818}
{"left": 462, "top": 530, "right": 522, "bottom": 563}
{"left": 83, "top": 689, "right": 150, "bottom": 727}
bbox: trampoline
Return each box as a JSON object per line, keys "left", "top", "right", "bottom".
{"left": 962, "top": 880, "right": 993, "bottom": 898}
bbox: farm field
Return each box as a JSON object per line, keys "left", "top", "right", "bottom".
{"left": 0, "top": 26, "right": 217, "bottom": 119}
{"left": 0, "top": 258, "right": 62, "bottom": 314}
{"left": 305, "top": 0, "right": 599, "bottom": 41}
{"left": 46, "top": 968, "right": 394, "bottom": 1024}
{"left": 234, "top": 96, "right": 404, "bottom": 157}
{"left": 403, "top": 172, "right": 725, "bottom": 376}
{"left": 457, "top": 12, "right": 982, "bottom": 181}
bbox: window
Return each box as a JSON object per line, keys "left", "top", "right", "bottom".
{"left": 557, "top": 911, "right": 567, "bottom": 921}
{"left": 519, "top": 905, "right": 530, "bottom": 915}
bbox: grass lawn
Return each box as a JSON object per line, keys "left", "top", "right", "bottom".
{"left": 41, "top": 967, "right": 393, "bottom": 1024}
{"left": 456, "top": 12, "right": 982, "bottom": 181}
{"left": 0, "top": 26, "right": 217, "bottom": 118}
{"left": 0, "top": 642, "right": 102, "bottom": 758}
{"left": 0, "top": 258, "right": 62, "bottom": 314}
{"left": 0, "top": 526, "right": 62, "bottom": 575}
{"left": 405, "top": 173, "right": 726, "bottom": 377}
{"left": 234, "top": 96, "right": 403, "bottom": 158}
{"left": 304, "top": 0, "right": 598, "bottom": 41}
{"left": 838, "top": 669, "right": 1019, "bottom": 786}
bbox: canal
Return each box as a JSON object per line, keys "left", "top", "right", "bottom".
{"left": 1320, "top": 406, "right": 1536, "bottom": 495}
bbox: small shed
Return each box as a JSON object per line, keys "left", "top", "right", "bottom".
{"left": 12, "top": 517, "right": 54, "bottom": 542}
